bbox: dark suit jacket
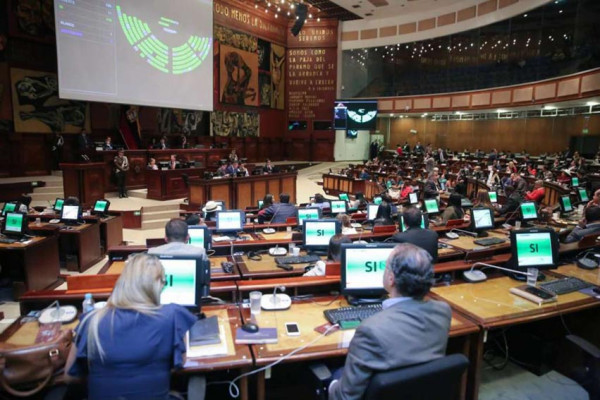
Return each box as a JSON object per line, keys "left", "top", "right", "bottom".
{"left": 423, "top": 179, "right": 438, "bottom": 199}
{"left": 329, "top": 299, "right": 452, "bottom": 400}
{"left": 564, "top": 222, "right": 600, "bottom": 243}
{"left": 391, "top": 228, "right": 438, "bottom": 262}
{"left": 258, "top": 203, "right": 297, "bottom": 224}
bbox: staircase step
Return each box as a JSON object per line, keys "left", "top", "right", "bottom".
{"left": 143, "top": 204, "right": 181, "bottom": 213}
{"left": 141, "top": 218, "right": 173, "bottom": 230}
{"left": 29, "top": 193, "right": 64, "bottom": 202}
{"left": 142, "top": 210, "right": 180, "bottom": 221}
{"left": 33, "top": 187, "right": 64, "bottom": 195}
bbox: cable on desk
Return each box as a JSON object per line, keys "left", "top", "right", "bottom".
{"left": 208, "top": 323, "right": 340, "bottom": 398}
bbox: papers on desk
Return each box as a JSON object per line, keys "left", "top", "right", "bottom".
{"left": 186, "top": 324, "right": 229, "bottom": 358}
{"left": 213, "top": 236, "right": 233, "bottom": 242}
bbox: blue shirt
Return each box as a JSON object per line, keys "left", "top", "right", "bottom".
{"left": 70, "top": 304, "right": 196, "bottom": 400}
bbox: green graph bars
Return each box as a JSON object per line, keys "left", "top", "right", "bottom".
{"left": 116, "top": 5, "right": 211, "bottom": 75}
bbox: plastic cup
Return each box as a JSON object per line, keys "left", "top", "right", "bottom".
{"left": 515, "top": 221, "right": 522, "bottom": 229}
{"left": 527, "top": 268, "right": 539, "bottom": 287}
{"left": 289, "top": 242, "right": 296, "bottom": 252}
{"left": 292, "top": 247, "right": 300, "bottom": 257}
{"left": 249, "top": 291, "right": 262, "bottom": 315}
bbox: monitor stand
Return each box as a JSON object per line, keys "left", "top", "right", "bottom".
{"left": 476, "top": 230, "right": 489, "bottom": 238}
{"left": 347, "top": 295, "right": 385, "bottom": 306}
{"left": 307, "top": 249, "right": 328, "bottom": 257}
{"left": 507, "top": 271, "right": 546, "bottom": 282}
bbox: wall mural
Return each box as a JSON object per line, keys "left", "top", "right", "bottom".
{"left": 271, "top": 43, "right": 285, "bottom": 110}
{"left": 158, "top": 108, "right": 207, "bottom": 135}
{"left": 219, "top": 44, "right": 259, "bottom": 106}
{"left": 210, "top": 111, "right": 259, "bottom": 137}
{"left": 10, "top": 68, "right": 89, "bottom": 133}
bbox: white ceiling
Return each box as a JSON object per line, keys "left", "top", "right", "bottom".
{"left": 331, "top": 0, "right": 469, "bottom": 20}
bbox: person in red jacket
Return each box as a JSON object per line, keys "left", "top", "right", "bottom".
{"left": 525, "top": 180, "right": 545, "bottom": 203}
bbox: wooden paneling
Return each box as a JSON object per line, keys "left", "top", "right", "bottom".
{"left": 418, "top": 18, "right": 436, "bottom": 31}
{"left": 398, "top": 23, "right": 417, "bottom": 35}
{"left": 388, "top": 114, "right": 600, "bottom": 154}
{"left": 457, "top": 6, "right": 477, "bottom": 21}
{"left": 236, "top": 182, "right": 253, "bottom": 210}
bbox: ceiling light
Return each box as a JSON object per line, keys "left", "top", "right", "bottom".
{"left": 543, "top": 105, "right": 557, "bottom": 110}
{"left": 587, "top": 101, "right": 599, "bottom": 106}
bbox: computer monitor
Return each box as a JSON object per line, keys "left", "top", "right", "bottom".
{"left": 367, "top": 204, "right": 379, "bottom": 221}
{"left": 330, "top": 200, "right": 348, "bottom": 214}
{"left": 297, "top": 208, "right": 322, "bottom": 226}
{"left": 339, "top": 193, "right": 349, "bottom": 202}
{"left": 470, "top": 207, "right": 494, "bottom": 237}
{"left": 373, "top": 196, "right": 382, "bottom": 205}
{"left": 258, "top": 200, "right": 264, "bottom": 209}
{"left": 408, "top": 192, "right": 418, "bottom": 205}
{"left": 424, "top": 199, "right": 439, "bottom": 214}
{"left": 303, "top": 219, "right": 341, "bottom": 251}
{"left": 571, "top": 177, "right": 579, "bottom": 187}
{"left": 510, "top": 228, "right": 558, "bottom": 271}
{"left": 92, "top": 199, "right": 110, "bottom": 216}
{"left": 188, "top": 226, "right": 211, "bottom": 251}
{"left": 340, "top": 242, "right": 396, "bottom": 299}
{"left": 53, "top": 198, "right": 64, "bottom": 212}
{"left": 158, "top": 254, "right": 210, "bottom": 307}
{"left": 2, "top": 212, "right": 27, "bottom": 238}
{"left": 60, "top": 205, "right": 81, "bottom": 225}
{"left": 461, "top": 198, "right": 473, "bottom": 208}
{"left": 520, "top": 202, "right": 538, "bottom": 222}
{"left": 559, "top": 196, "right": 573, "bottom": 213}
{"left": 2, "top": 202, "right": 17, "bottom": 217}
{"left": 399, "top": 214, "right": 429, "bottom": 232}
{"left": 489, "top": 192, "right": 498, "bottom": 203}
{"left": 216, "top": 210, "right": 244, "bottom": 233}
{"left": 578, "top": 188, "right": 589, "bottom": 203}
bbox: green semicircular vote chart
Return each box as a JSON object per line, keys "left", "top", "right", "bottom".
{"left": 116, "top": 5, "right": 211, "bottom": 75}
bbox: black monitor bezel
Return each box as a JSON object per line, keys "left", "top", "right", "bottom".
{"left": 53, "top": 198, "right": 64, "bottom": 212}
{"left": 2, "top": 211, "right": 27, "bottom": 237}
{"left": 509, "top": 227, "right": 559, "bottom": 271}
{"left": 470, "top": 207, "right": 495, "bottom": 231}
{"left": 340, "top": 242, "right": 396, "bottom": 297}
{"left": 297, "top": 207, "right": 322, "bottom": 225}
{"left": 92, "top": 199, "right": 110, "bottom": 215}
{"left": 488, "top": 191, "right": 498, "bottom": 203}
{"left": 578, "top": 188, "right": 589, "bottom": 203}
{"left": 338, "top": 193, "right": 349, "bottom": 201}
{"left": 366, "top": 204, "right": 380, "bottom": 221}
{"left": 408, "top": 192, "right": 418, "bottom": 205}
{"left": 157, "top": 254, "right": 210, "bottom": 308}
{"left": 216, "top": 210, "right": 245, "bottom": 233}
{"left": 60, "top": 204, "right": 81, "bottom": 224}
{"left": 302, "top": 219, "right": 341, "bottom": 251}
{"left": 187, "top": 225, "right": 211, "bottom": 251}
{"left": 330, "top": 200, "right": 348, "bottom": 215}
{"left": 2, "top": 202, "right": 17, "bottom": 217}
{"left": 559, "top": 195, "right": 573, "bottom": 213}
{"left": 423, "top": 198, "right": 440, "bottom": 214}
{"left": 520, "top": 201, "right": 539, "bottom": 221}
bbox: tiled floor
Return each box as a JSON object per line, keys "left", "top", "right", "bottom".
{"left": 0, "top": 162, "right": 590, "bottom": 399}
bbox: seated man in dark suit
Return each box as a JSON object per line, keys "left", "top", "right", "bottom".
{"left": 391, "top": 207, "right": 438, "bottom": 262}
{"left": 424, "top": 171, "right": 441, "bottom": 199}
{"left": 258, "top": 193, "right": 297, "bottom": 224}
{"left": 564, "top": 206, "right": 600, "bottom": 243}
{"left": 328, "top": 243, "right": 452, "bottom": 400}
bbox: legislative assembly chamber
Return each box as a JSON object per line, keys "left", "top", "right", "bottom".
{"left": 1, "top": 0, "right": 600, "bottom": 399}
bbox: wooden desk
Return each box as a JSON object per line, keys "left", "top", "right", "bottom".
{"left": 235, "top": 252, "right": 325, "bottom": 279}
{"left": 322, "top": 174, "right": 365, "bottom": 197}
{"left": 30, "top": 222, "right": 103, "bottom": 273}
{"left": 145, "top": 167, "right": 205, "bottom": 200}
{"left": 551, "top": 263, "right": 600, "bottom": 285}
{"left": 148, "top": 148, "right": 230, "bottom": 168}
{"left": 0, "top": 236, "right": 60, "bottom": 298}
{"left": 440, "top": 230, "right": 510, "bottom": 253}
{"left": 59, "top": 162, "right": 106, "bottom": 207}
{"left": 241, "top": 296, "right": 479, "bottom": 400}
{"left": 99, "top": 215, "right": 123, "bottom": 253}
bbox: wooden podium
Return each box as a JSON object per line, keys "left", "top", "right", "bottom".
{"left": 60, "top": 162, "right": 106, "bottom": 207}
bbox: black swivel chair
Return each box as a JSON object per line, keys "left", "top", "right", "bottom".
{"left": 556, "top": 335, "right": 600, "bottom": 400}
{"left": 310, "top": 353, "right": 469, "bottom": 400}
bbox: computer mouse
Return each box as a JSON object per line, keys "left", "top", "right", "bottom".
{"left": 241, "top": 323, "right": 259, "bottom": 333}
{"left": 263, "top": 228, "right": 276, "bottom": 234}
{"left": 446, "top": 232, "right": 459, "bottom": 239}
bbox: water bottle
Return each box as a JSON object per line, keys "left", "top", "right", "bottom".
{"left": 82, "top": 293, "right": 95, "bottom": 313}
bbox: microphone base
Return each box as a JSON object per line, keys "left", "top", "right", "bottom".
{"left": 261, "top": 294, "right": 292, "bottom": 310}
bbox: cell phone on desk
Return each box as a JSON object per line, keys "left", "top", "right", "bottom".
{"left": 285, "top": 322, "right": 300, "bottom": 336}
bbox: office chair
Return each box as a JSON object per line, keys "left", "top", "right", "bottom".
{"left": 556, "top": 335, "right": 600, "bottom": 400}
{"left": 310, "top": 353, "right": 469, "bottom": 400}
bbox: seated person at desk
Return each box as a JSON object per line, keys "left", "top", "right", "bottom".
{"left": 511, "top": 173, "right": 527, "bottom": 195}
{"left": 237, "top": 163, "right": 250, "bottom": 177}
{"left": 350, "top": 192, "right": 367, "bottom": 210}
{"left": 373, "top": 202, "right": 395, "bottom": 226}
{"left": 102, "top": 136, "right": 113, "bottom": 150}
{"left": 264, "top": 159, "right": 274, "bottom": 174}
{"left": 257, "top": 193, "right": 297, "bottom": 223}
{"left": 473, "top": 189, "right": 498, "bottom": 215}
{"left": 337, "top": 213, "right": 357, "bottom": 235}
{"left": 17, "top": 195, "right": 34, "bottom": 214}
{"left": 303, "top": 234, "right": 351, "bottom": 276}
{"left": 498, "top": 185, "right": 522, "bottom": 218}
{"left": 260, "top": 194, "right": 274, "bottom": 210}
{"left": 438, "top": 193, "right": 465, "bottom": 225}
{"left": 65, "top": 253, "right": 198, "bottom": 400}
{"left": 524, "top": 180, "right": 545, "bottom": 203}
{"left": 154, "top": 137, "right": 168, "bottom": 150}
{"left": 564, "top": 206, "right": 600, "bottom": 243}
{"left": 202, "top": 201, "right": 220, "bottom": 222}
{"left": 309, "top": 193, "right": 330, "bottom": 210}
{"left": 214, "top": 163, "right": 229, "bottom": 177}
{"left": 557, "top": 170, "right": 571, "bottom": 185}
{"left": 226, "top": 161, "right": 240, "bottom": 176}
{"left": 147, "top": 157, "right": 158, "bottom": 170}
{"left": 398, "top": 180, "right": 413, "bottom": 202}
{"left": 585, "top": 189, "right": 600, "bottom": 209}
{"left": 358, "top": 168, "right": 370, "bottom": 180}
{"left": 391, "top": 208, "right": 438, "bottom": 262}
{"left": 168, "top": 154, "right": 178, "bottom": 170}
{"left": 148, "top": 218, "right": 208, "bottom": 260}
{"left": 328, "top": 244, "right": 452, "bottom": 400}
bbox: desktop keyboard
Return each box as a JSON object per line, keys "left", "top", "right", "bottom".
{"left": 473, "top": 237, "right": 506, "bottom": 246}
{"left": 0, "top": 238, "right": 17, "bottom": 244}
{"left": 275, "top": 255, "right": 321, "bottom": 264}
{"left": 324, "top": 304, "right": 383, "bottom": 325}
{"left": 539, "top": 277, "right": 593, "bottom": 295}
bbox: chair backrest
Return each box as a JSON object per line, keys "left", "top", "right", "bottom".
{"left": 372, "top": 225, "right": 396, "bottom": 234}
{"left": 445, "top": 219, "right": 464, "bottom": 227}
{"left": 364, "top": 354, "right": 469, "bottom": 400}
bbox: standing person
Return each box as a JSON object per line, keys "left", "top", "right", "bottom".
{"left": 78, "top": 130, "right": 93, "bottom": 161}
{"left": 51, "top": 131, "right": 64, "bottom": 170}
{"left": 114, "top": 149, "right": 129, "bottom": 198}
{"left": 229, "top": 149, "right": 239, "bottom": 163}
{"left": 65, "top": 253, "right": 199, "bottom": 400}
{"left": 169, "top": 154, "right": 178, "bottom": 170}
{"left": 102, "top": 136, "right": 113, "bottom": 150}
